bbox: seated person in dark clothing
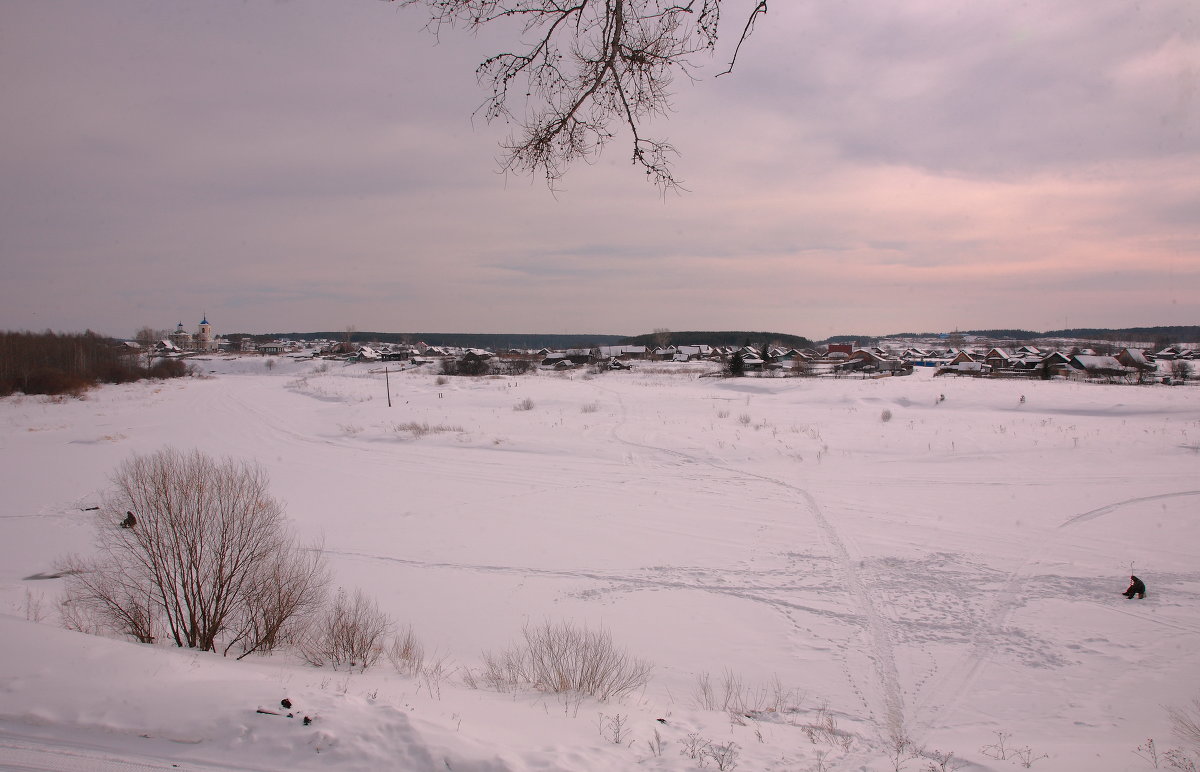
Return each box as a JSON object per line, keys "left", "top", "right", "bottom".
{"left": 1123, "top": 575, "right": 1146, "bottom": 599}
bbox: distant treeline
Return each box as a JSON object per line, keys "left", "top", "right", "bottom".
{"left": 0, "top": 331, "right": 188, "bottom": 397}
{"left": 234, "top": 332, "right": 628, "bottom": 350}
{"left": 229, "top": 326, "right": 1197, "bottom": 351}
{"left": 619, "top": 330, "right": 816, "bottom": 349}
{"left": 241, "top": 329, "right": 816, "bottom": 350}
{"left": 883, "top": 326, "right": 1199, "bottom": 345}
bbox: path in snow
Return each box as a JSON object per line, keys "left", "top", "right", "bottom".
{"left": 597, "top": 380, "right": 909, "bottom": 750}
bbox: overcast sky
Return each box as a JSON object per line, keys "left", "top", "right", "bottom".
{"left": 1, "top": 0, "right": 1197, "bottom": 340}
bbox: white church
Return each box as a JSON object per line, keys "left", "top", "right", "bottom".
{"left": 167, "top": 315, "right": 220, "bottom": 353}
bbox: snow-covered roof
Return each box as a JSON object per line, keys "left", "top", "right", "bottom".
{"left": 1071, "top": 354, "right": 1128, "bottom": 372}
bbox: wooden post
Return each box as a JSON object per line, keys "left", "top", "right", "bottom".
{"left": 384, "top": 367, "right": 392, "bottom": 407}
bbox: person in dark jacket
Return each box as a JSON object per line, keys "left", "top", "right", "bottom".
{"left": 1123, "top": 575, "right": 1146, "bottom": 599}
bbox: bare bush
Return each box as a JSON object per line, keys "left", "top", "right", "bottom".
{"left": 514, "top": 397, "right": 535, "bottom": 411}
{"left": 387, "top": 624, "right": 426, "bottom": 676}
{"left": 924, "top": 748, "right": 967, "bottom": 771}
{"left": 801, "top": 702, "right": 853, "bottom": 752}
{"left": 301, "top": 588, "right": 391, "bottom": 671}
{"left": 680, "top": 732, "right": 712, "bottom": 761}
{"left": 695, "top": 670, "right": 804, "bottom": 717}
{"left": 980, "top": 730, "right": 1046, "bottom": 767}
{"left": 493, "top": 358, "right": 534, "bottom": 376}
{"left": 148, "top": 359, "right": 191, "bottom": 379}
{"left": 708, "top": 741, "right": 740, "bottom": 770}
{"left": 1166, "top": 748, "right": 1198, "bottom": 771}
{"left": 59, "top": 448, "right": 326, "bottom": 653}
{"left": 392, "top": 421, "right": 464, "bottom": 438}
{"left": 479, "top": 620, "right": 652, "bottom": 700}
{"left": 1170, "top": 698, "right": 1200, "bottom": 756}
{"left": 22, "top": 588, "right": 45, "bottom": 623}
{"left": 881, "top": 409, "right": 893, "bottom": 423}
{"left": 226, "top": 541, "right": 327, "bottom": 658}
{"left": 385, "top": 624, "right": 451, "bottom": 698}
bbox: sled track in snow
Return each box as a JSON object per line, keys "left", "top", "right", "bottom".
{"left": 1059, "top": 490, "right": 1200, "bottom": 528}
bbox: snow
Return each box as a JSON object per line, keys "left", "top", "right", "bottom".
{"left": 2, "top": 359, "right": 1199, "bottom": 771}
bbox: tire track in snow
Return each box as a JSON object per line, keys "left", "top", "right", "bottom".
{"left": 595, "top": 381, "right": 909, "bottom": 745}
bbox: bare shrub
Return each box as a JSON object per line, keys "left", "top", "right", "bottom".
{"left": 1170, "top": 698, "right": 1200, "bottom": 757}
{"left": 598, "top": 712, "right": 628, "bottom": 744}
{"left": 738, "top": 413, "right": 751, "bottom": 425}
{"left": 392, "top": 421, "right": 464, "bottom": 438}
{"left": 59, "top": 552, "right": 159, "bottom": 644}
{"left": 387, "top": 625, "right": 426, "bottom": 676}
{"left": 493, "top": 358, "right": 534, "bottom": 376}
{"left": 680, "top": 732, "right": 711, "bottom": 761}
{"left": 514, "top": 397, "right": 535, "bottom": 411}
{"left": 580, "top": 402, "right": 599, "bottom": 413}
{"left": 435, "top": 375, "right": 449, "bottom": 386}
{"left": 418, "top": 653, "right": 453, "bottom": 699}
{"left": 695, "top": 670, "right": 804, "bottom": 717}
{"left": 980, "top": 730, "right": 1045, "bottom": 767}
{"left": 881, "top": 409, "right": 893, "bottom": 423}
{"left": 708, "top": 741, "right": 740, "bottom": 770}
{"left": 1166, "top": 748, "right": 1198, "bottom": 771}
{"left": 800, "top": 702, "right": 852, "bottom": 751}
{"left": 479, "top": 620, "right": 652, "bottom": 700}
{"left": 385, "top": 625, "right": 451, "bottom": 698}
{"left": 647, "top": 726, "right": 666, "bottom": 757}
{"left": 59, "top": 448, "right": 326, "bottom": 653}
{"left": 226, "top": 541, "right": 327, "bottom": 658}
{"left": 301, "top": 588, "right": 391, "bottom": 671}
{"left": 58, "top": 594, "right": 101, "bottom": 636}
{"left": 148, "top": 358, "right": 190, "bottom": 379}
{"left": 479, "top": 646, "right": 525, "bottom": 692}
{"left": 22, "top": 588, "right": 45, "bottom": 623}
{"left": 886, "top": 733, "right": 922, "bottom": 771}
{"left": 924, "top": 748, "right": 967, "bottom": 771}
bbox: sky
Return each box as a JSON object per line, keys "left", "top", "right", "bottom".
{"left": 1, "top": 0, "right": 1197, "bottom": 340}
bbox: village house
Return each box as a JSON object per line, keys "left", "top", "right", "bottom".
{"left": 1069, "top": 354, "right": 1131, "bottom": 378}
{"left": 1116, "top": 348, "right": 1155, "bottom": 372}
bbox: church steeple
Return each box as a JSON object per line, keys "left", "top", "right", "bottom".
{"left": 197, "top": 314, "right": 213, "bottom": 351}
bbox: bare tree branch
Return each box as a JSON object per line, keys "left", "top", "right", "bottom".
{"left": 396, "top": 0, "right": 767, "bottom": 190}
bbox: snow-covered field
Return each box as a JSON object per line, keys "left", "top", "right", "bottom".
{"left": 2, "top": 358, "right": 1198, "bottom": 771}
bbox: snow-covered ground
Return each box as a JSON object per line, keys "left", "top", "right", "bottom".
{"left": 2, "top": 358, "right": 1198, "bottom": 771}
